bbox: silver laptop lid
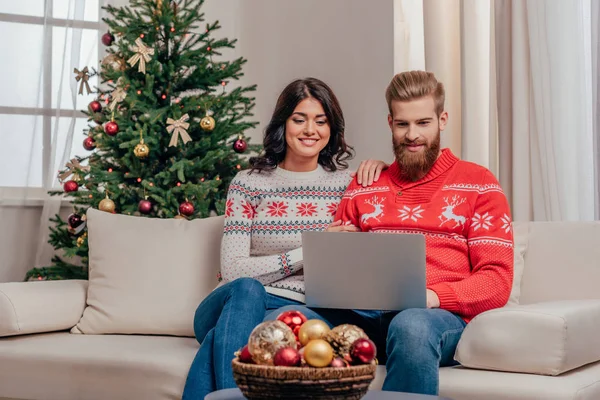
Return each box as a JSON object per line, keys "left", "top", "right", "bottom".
{"left": 302, "top": 231, "right": 426, "bottom": 311}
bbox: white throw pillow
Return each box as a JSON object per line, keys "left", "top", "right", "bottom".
{"left": 71, "top": 208, "right": 223, "bottom": 337}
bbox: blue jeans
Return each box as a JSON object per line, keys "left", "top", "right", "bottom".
{"left": 182, "top": 278, "right": 301, "bottom": 399}
{"left": 264, "top": 306, "right": 466, "bottom": 395}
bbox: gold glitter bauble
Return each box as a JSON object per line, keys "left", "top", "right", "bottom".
{"left": 99, "top": 197, "right": 116, "bottom": 213}
{"left": 134, "top": 141, "right": 150, "bottom": 158}
{"left": 76, "top": 232, "right": 87, "bottom": 247}
{"left": 200, "top": 115, "right": 215, "bottom": 131}
{"left": 247, "top": 321, "right": 297, "bottom": 365}
{"left": 324, "top": 324, "right": 368, "bottom": 357}
{"left": 303, "top": 339, "right": 334, "bottom": 368}
{"left": 298, "top": 319, "right": 330, "bottom": 346}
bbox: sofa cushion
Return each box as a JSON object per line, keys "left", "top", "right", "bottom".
{"left": 0, "top": 332, "right": 198, "bottom": 400}
{"left": 455, "top": 300, "right": 600, "bottom": 376}
{"left": 72, "top": 208, "right": 223, "bottom": 337}
{"left": 0, "top": 280, "right": 87, "bottom": 337}
{"left": 370, "top": 364, "right": 600, "bottom": 400}
{"left": 507, "top": 221, "right": 529, "bottom": 306}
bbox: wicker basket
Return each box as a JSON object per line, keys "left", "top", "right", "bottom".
{"left": 231, "top": 358, "right": 376, "bottom": 400}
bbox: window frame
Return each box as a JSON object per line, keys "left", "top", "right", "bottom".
{"left": 0, "top": 4, "right": 105, "bottom": 202}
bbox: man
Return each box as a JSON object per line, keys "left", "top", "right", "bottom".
{"left": 267, "top": 70, "right": 513, "bottom": 395}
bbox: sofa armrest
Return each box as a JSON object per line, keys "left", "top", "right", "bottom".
{"left": 455, "top": 300, "right": 600, "bottom": 376}
{"left": 0, "top": 280, "right": 87, "bottom": 337}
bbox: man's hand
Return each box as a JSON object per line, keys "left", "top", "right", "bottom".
{"left": 350, "top": 160, "right": 389, "bottom": 187}
{"left": 326, "top": 220, "right": 360, "bottom": 233}
{"left": 426, "top": 289, "right": 440, "bottom": 308}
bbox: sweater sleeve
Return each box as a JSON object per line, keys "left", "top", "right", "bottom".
{"left": 220, "top": 173, "right": 303, "bottom": 285}
{"left": 428, "top": 170, "right": 514, "bottom": 320}
{"left": 334, "top": 178, "right": 361, "bottom": 226}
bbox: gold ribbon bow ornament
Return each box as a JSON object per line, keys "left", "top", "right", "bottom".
{"left": 58, "top": 158, "right": 91, "bottom": 182}
{"left": 127, "top": 38, "right": 155, "bottom": 74}
{"left": 74, "top": 67, "right": 91, "bottom": 95}
{"left": 109, "top": 86, "right": 127, "bottom": 111}
{"left": 167, "top": 114, "right": 192, "bottom": 147}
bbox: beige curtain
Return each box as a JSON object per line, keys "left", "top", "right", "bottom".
{"left": 393, "top": 0, "right": 598, "bottom": 222}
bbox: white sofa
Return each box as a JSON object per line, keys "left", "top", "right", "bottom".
{"left": 1, "top": 220, "right": 600, "bottom": 400}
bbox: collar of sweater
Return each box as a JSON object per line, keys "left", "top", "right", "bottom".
{"left": 272, "top": 164, "right": 329, "bottom": 180}
{"left": 388, "top": 148, "right": 459, "bottom": 189}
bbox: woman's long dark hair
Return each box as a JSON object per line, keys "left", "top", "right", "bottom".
{"left": 250, "top": 78, "right": 355, "bottom": 172}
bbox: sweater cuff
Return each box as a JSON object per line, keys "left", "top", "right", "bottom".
{"left": 287, "top": 247, "right": 303, "bottom": 267}
{"left": 428, "top": 283, "right": 460, "bottom": 313}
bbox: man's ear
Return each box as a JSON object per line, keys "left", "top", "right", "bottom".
{"left": 438, "top": 111, "right": 449, "bottom": 131}
{"left": 388, "top": 114, "right": 393, "bottom": 130}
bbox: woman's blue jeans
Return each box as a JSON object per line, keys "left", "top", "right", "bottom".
{"left": 182, "top": 278, "right": 301, "bottom": 399}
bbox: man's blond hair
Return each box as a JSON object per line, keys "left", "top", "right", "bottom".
{"left": 385, "top": 71, "right": 445, "bottom": 116}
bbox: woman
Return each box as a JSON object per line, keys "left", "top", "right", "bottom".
{"left": 182, "top": 78, "right": 386, "bottom": 398}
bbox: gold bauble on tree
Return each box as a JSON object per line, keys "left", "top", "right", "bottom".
{"left": 134, "top": 139, "right": 150, "bottom": 158}
{"left": 303, "top": 339, "right": 334, "bottom": 368}
{"left": 298, "top": 319, "right": 331, "bottom": 346}
{"left": 76, "top": 232, "right": 88, "bottom": 247}
{"left": 247, "top": 321, "right": 297, "bottom": 365}
{"left": 200, "top": 111, "right": 215, "bottom": 131}
{"left": 99, "top": 194, "right": 116, "bottom": 213}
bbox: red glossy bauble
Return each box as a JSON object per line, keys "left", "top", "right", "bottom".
{"left": 89, "top": 100, "right": 102, "bottom": 113}
{"left": 179, "top": 201, "right": 195, "bottom": 216}
{"left": 83, "top": 136, "right": 96, "bottom": 151}
{"left": 239, "top": 345, "right": 253, "bottom": 364}
{"left": 104, "top": 121, "right": 119, "bottom": 136}
{"left": 101, "top": 32, "right": 115, "bottom": 46}
{"left": 233, "top": 138, "right": 247, "bottom": 153}
{"left": 277, "top": 310, "right": 308, "bottom": 333}
{"left": 273, "top": 347, "right": 301, "bottom": 367}
{"left": 138, "top": 199, "right": 152, "bottom": 214}
{"left": 350, "top": 338, "right": 377, "bottom": 365}
{"left": 63, "top": 180, "right": 79, "bottom": 193}
{"left": 67, "top": 213, "right": 84, "bottom": 229}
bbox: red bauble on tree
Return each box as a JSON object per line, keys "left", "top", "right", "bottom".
{"left": 83, "top": 137, "right": 96, "bottom": 151}
{"left": 63, "top": 180, "right": 79, "bottom": 193}
{"left": 179, "top": 201, "right": 195, "bottom": 216}
{"left": 274, "top": 347, "right": 301, "bottom": 367}
{"left": 138, "top": 199, "right": 152, "bottom": 214}
{"left": 104, "top": 121, "right": 119, "bottom": 136}
{"left": 101, "top": 32, "right": 115, "bottom": 46}
{"left": 233, "top": 138, "right": 247, "bottom": 153}
{"left": 350, "top": 338, "right": 377, "bottom": 365}
{"left": 277, "top": 310, "right": 308, "bottom": 334}
{"left": 89, "top": 100, "right": 102, "bottom": 113}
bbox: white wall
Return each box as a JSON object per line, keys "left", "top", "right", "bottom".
{"left": 202, "top": 0, "right": 395, "bottom": 166}
{"left": 1, "top": 0, "right": 394, "bottom": 282}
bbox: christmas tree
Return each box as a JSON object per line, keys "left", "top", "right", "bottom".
{"left": 25, "top": 0, "right": 258, "bottom": 281}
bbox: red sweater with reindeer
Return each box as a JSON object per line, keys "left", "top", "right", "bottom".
{"left": 335, "top": 149, "right": 514, "bottom": 322}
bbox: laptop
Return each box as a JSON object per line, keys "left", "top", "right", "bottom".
{"left": 302, "top": 231, "right": 426, "bottom": 311}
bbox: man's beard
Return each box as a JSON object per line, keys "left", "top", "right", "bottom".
{"left": 393, "top": 131, "right": 441, "bottom": 181}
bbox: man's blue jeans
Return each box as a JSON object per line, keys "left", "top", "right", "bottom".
{"left": 182, "top": 278, "right": 301, "bottom": 399}
{"left": 264, "top": 306, "right": 466, "bottom": 395}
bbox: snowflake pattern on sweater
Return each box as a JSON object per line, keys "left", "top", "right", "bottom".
{"left": 335, "top": 149, "right": 514, "bottom": 322}
{"left": 219, "top": 166, "right": 353, "bottom": 302}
